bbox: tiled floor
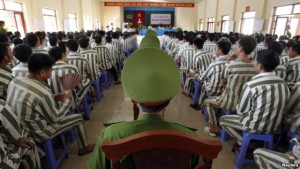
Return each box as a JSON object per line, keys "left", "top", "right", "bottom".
{"left": 60, "top": 83, "right": 259, "bottom": 169}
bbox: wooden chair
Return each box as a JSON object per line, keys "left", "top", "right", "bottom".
{"left": 102, "top": 129, "right": 223, "bottom": 169}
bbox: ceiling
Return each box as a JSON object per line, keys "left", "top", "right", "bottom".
{"left": 99, "top": 0, "right": 198, "bottom": 2}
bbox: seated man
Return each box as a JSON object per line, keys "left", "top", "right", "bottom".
{"left": 12, "top": 44, "right": 32, "bottom": 77}
{"left": 204, "top": 36, "right": 257, "bottom": 136}
{"left": 88, "top": 48, "right": 200, "bottom": 169}
{"left": 0, "top": 99, "right": 40, "bottom": 169}
{"left": 0, "top": 42, "right": 13, "bottom": 100}
{"left": 48, "top": 47, "right": 91, "bottom": 112}
{"left": 219, "top": 49, "right": 289, "bottom": 147}
{"left": 6, "top": 53, "right": 95, "bottom": 156}
{"left": 286, "top": 43, "right": 300, "bottom": 88}
{"left": 253, "top": 81, "right": 300, "bottom": 169}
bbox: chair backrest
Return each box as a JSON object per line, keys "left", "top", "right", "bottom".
{"left": 102, "top": 129, "right": 223, "bottom": 169}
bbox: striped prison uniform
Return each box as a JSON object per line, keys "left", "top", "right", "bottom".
{"left": 12, "top": 62, "right": 28, "bottom": 77}
{"left": 172, "top": 40, "right": 185, "bottom": 58}
{"left": 203, "top": 41, "right": 216, "bottom": 55}
{"left": 249, "top": 44, "right": 265, "bottom": 60}
{"left": 67, "top": 51, "right": 92, "bottom": 79}
{"left": 280, "top": 54, "right": 290, "bottom": 68}
{"left": 6, "top": 56, "right": 18, "bottom": 70}
{"left": 284, "top": 82, "right": 300, "bottom": 134}
{"left": 105, "top": 43, "right": 119, "bottom": 66}
{"left": 121, "top": 38, "right": 132, "bottom": 54}
{"left": 205, "top": 59, "right": 257, "bottom": 126}
{"left": 219, "top": 72, "right": 289, "bottom": 144}
{"left": 0, "top": 99, "right": 40, "bottom": 169}
{"left": 48, "top": 61, "right": 91, "bottom": 110}
{"left": 180, "top": 46, "right": 195, "bottom": 86}
{"left": 286, "top": 56, "right": 300, "bottom": 88}
{"left": 274, "top": 64, "right": 287, "bottom": 80}
{"left": 80, "top": 49, "right": 101, "bottom": 81}
{"left": 6, "top": 77, "right": 89, "bottom": 149}
{"left": 112, "top": 39, "right": 125, "bottom": 64}
{"left": 254, "top": 148, "right": 300, "bottom": 169}
{"left": 0, "top": 67, "right": 13, "bottom": 100}
{"left": 183, "top": 49, "right": 214, "bottom": 94}
{"left": 31, "top": 47, "right": 48, "bottom": 54}
{"left": 92, "top": 45, "right": 113, "bottom": 70}
{"left": 197, "top": 55, "right": 227, "bottom": 105}
{"left": 176, "top": 42, "right": 189, "bottom": 61}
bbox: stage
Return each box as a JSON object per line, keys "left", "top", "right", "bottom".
{"left": 139, "top": 28, "right": 177, "bottom": 36}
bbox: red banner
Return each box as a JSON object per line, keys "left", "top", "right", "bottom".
{"left": 134, "top": 11, "right": 145, "bottom": 28}
{"left": 104, "top": 2, "right": 194, "bottom": 8}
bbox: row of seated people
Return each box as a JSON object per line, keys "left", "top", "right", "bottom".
{"left": 163, "top": 32, "right": 300, "bottom": 168}
{"left": 0, "top": 30, "right": 137, "bottom": 168}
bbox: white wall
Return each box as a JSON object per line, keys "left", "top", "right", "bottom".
{"left": 100, "top": 3, "right": 122, "bottom": 30}
{"left": 175, "top": 7, "right": 197, "bottom": 31}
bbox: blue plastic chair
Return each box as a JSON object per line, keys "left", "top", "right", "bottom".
{"left": 234, "top": 132, "right": 273, "bottom": 169}
{"left": 190, "top": 80, "right": 202, "bottom": 104}
{"left": 220, "top": 110, "right": 236, "bottom": 142}
{"left": 288, "top": 131, "right": 300, "bottom": 150}
{"left": 39, "top": 134, "right": 69, "bottom": 169}
{"left": 91, "top": 80, "right": 102, "bottom": 102}
{"left": 101, "top": 71, "right": 110, "bottom": 89}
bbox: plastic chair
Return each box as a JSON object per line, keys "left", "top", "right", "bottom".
{"left": 288, "top": 131, "right": 300, "bottom": 150}
{"left": 190, "top": 80, "right": 202, "bottom": 104}
{"left": 38, "top": 134, "right": 69, "bottom": 169}
{"left": 91, "top": 80, "right": 102, "bottom": 102}
{"left": 102, "top": 129, "right": 223, "bottom": 169}
{"left": 234, "top": 132, "right": 273, "bottom": 169}
{"left": 220, "top": 110, "right": 236, "bottom": 142}
{"left": 101, "top": 71, "right": 110, "bottom": 89}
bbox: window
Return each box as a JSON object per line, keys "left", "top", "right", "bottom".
{"left": 221, "top": 15, "right": 230, "bottom": 33}
{"left": 95, "top": 18, "right": 99, "bottom": 30}
{"left": 271, "top": 3, "right": 300, "bottom": 37}
{"left": 83, "top": 16, "right": 92, "bottom": 30}
{"left": 240, "top": 11, "right": 255, "bottom": 35}
{"left": 0, "top": 0, "right": 26, "bottom": 37}
{"left": 43, "top": 8, "right": 58, "bottom": 32}
{"left": 198, "top": 19, "right": 203, "bottom": 31}
{"left": 207, "top": 17, "right": 215, "bottom": 33}
{"left": 68, "top": 13, "right": 77, "bottom": 32}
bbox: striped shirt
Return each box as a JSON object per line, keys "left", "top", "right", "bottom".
{"left": 203, "top": 41, "right": 216, "bottom": 54}
{"left": 105, "top": 43, "right": 119, "bottom": 65}
{"left": 279, "top": 54, "right": 289, "bottom": 68}
{"left": 199, "top": 55, "right": 227, "bottom": 96}
{"left": 6, "top": 77, "right": 71, "bottom": 141}
{"left": 92, "top": 45, "right": 113, "bottom": 70}
{"left": 216, "top": 59, "right": 257, "bottom": 111}
{"left": 31, "top": 47, "right": 49, "bottom": 54}
{"left": 112, "top": 39, "right": 125, "bottom": 62}
{"left": 249, "top": 45, "right": 265, "bottom": 60}
{"left": 193, "top": 49, "right": 214, "bottom": 76}
{"left": 180, "top": 47, "right": 195, "bottom": 71}
{"left": 284, "top": 82, "right": 300, "bottom": 134}
{"left": 286, "top": 56, "right": 300, "bottom": 85}
{"left": 274, "top": 65, "right": 286, "bottom": 80}
{"left": 238, "top": 72, "right": 289, "bottom": 133}
{"left": 80, "top": 49, "right": 101, "bottom": 81}
{"left": 67, "top": 52, "right": 91, "bottom": 79}
{"left": 12, "top": 62, "right": 28, "bottom": 77}
{"left": 0, "top": 67, "right": 13, "bottom": 100}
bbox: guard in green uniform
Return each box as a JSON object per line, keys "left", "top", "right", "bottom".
{"left": 88, "top": 47, "right": 200, "bottom": 169}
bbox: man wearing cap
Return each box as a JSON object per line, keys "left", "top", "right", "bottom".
{"left": 88, "top": 48, "right": 200, "bottom": 169}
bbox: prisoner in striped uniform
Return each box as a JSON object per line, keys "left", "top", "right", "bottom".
{"left": 219, "top": 49, "right": 289, "bottom": 145}
{"left": 204, "top": 36, "right": 257, "bottom": 136}
{"left": 284, "top": 81, "right": 300, "bottom": 134}
{"left": 79, "top": 37, "right": 101, "bottom": 81}
{"left": 180, "top": 41, "right": 195, "bottom": 88}
{"left": 6, "top": 53, "right": 95, "bottom": 156}
{"left": 196, "top": 40, "right": 231, "bottom": 108}
{"left": 267, "top": 42, "right": 287, "bottom": 79}
{"left": 25, "top": 33, "right": 48, "bottom": 54}
{"left": 105, "top": 36, "right": 119, "bottom": 66}
{"left": 203, "top": 34, "right": 216, "bottom": 54}
{"left": 0, "top": 43, "right": 13, "bottom": 100}
{"left": 93, "top": 36, "right": 121, "bottom": 84}
{"left": 12, "top": 44, "right": 32, "bottom": 77}
{"left": 48, "top": 47, "right": 91, "bottom": 111}
{"left": 66, "top": 40, "right": 92, "bottom": 80}
{"left": 253, "top": 148, "right": 300, "bottom": 169}
{"left": 112, "top": 32, "right": 125, "bottom": 64}
{"left": 0, "top": 99, "right": 40, "bottom": 169}
{"left": 286, "top": 43, "right": 300, "bottom": 87}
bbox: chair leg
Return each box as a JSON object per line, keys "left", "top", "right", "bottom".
{"left": 43, "top": 140, "right": 57, "bottom": 169}
{"left": 235, "top": 136, "right": 250, "bottom": 169}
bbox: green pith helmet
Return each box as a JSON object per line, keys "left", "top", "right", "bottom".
{"left": 145, "top": 29, "right": 156, "bottom": 36}
{"left": 140, "top": 35, "right": 160, "bottom": 48}
{"left": 122, "top": 48, "right": 180, "bottom": 103}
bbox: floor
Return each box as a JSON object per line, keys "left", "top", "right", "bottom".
{"left": 59, "top": 82, "right": 259, "bottom": 169}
